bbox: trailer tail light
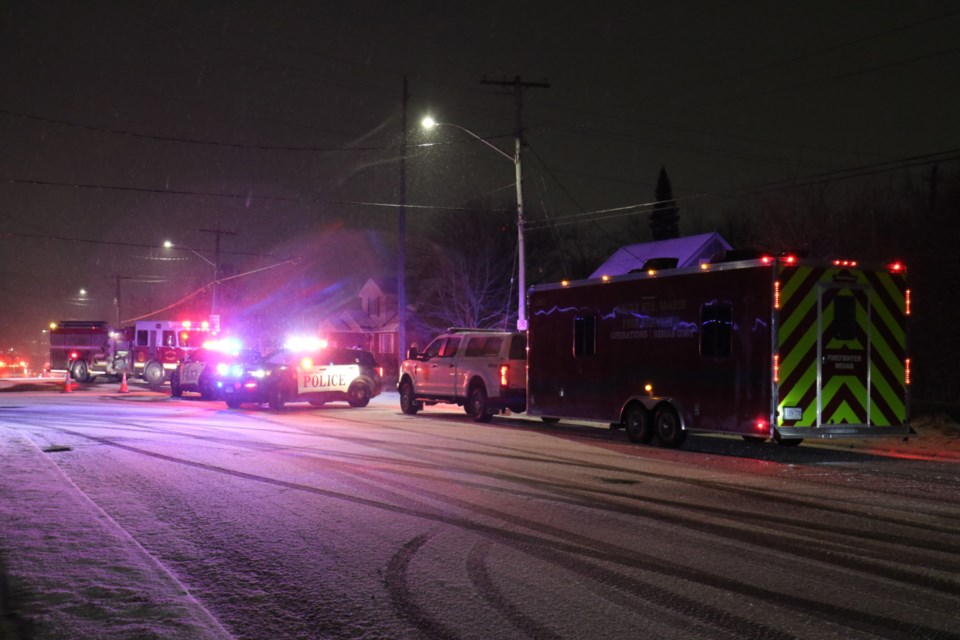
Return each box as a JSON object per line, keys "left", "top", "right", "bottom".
{"left": 755, "top": 419, "right": 768, "bottom": 432}
{"left": 905, "top": 289, "right": 911, "bottom": 316}
{"left": 833, "top": 259, "right": 858, "bottom": 268}
{"left": 500, "top": 365, "right": 509, "bottom": 388}
{"left": 782, "top": 255, "right": 797, "bottom": 265}
{"left": 905, "top": 358, "right": 911, "bottom": 386}
{"left": 887, "top": 261, "right": 906, "bottom": 273}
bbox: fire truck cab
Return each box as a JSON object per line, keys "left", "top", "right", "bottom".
{"left": 132, "top": 320, "right": 214, "bottom": 386}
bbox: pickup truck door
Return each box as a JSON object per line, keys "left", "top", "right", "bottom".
{"left": 416, "top": 337, "right": 458, "bottom": 397}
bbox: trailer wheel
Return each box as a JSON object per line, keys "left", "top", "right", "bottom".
{"left": 467, "top": 385, "right": 492, "bottom": 423}
{"left": 143, "top": 362, "right": 165, "bottom": 387}
{"left": 774, "top": 432, "right": 803, "bottom": 447}
{"left": 655, "top": 405, "right": 687, "bottom": 448}
{"left": 399, "top": 380, "right": 421, "bottom": 415}
{"left": 624, "top": 404, "right": 654, "bottom": 444}
{"left": 71, "top": 360, "right": 89, "bottom": 384}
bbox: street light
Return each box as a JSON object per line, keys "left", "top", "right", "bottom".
{"left": 421, "top": 116, "right": 528, "bottom": 331}
{"left": 163, "top": 240, "right": 219, "bottom": 315}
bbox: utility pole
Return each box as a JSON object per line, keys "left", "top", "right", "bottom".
{"left": 111, "top": 274, "right": 135, "bottom": 327}
{"left": 398, "top": 76, "right": 409, "bottom": 371}
{"left": 480, "top": 75, "right": 549, "bottom": 331}
{"left": 199, "top": 226, "right": 238, "bottom": 320}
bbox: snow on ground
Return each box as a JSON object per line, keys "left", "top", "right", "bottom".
{"left": 0, "top": 382, "right": 957, "bottom": 639}
{"left": 0, "top": 428, "right": 233, "bottom": 640}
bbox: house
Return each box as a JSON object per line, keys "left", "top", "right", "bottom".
{"left": 590, "top": 232, "right": 731, "bottom": 278}
{"left": 317, "top": 278, "right": 402, "bottom": 375}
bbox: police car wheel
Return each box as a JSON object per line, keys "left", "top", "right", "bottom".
{"left": 347, "top": 383, "right": 370, "bottom": 408}
{"left": 268, "top": 385, "right": 286, "bottom": 411}
{"left": 468, "top": 385, "right": 492, "bottom": 423}
{"left": 399, "top": 381, "right": 420, "bottom": 415}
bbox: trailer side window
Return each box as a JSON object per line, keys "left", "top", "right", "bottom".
{"left": 574, "top": 315, "right": 597, "bottom": 357}
{"left": 701, "top": 303, "right": 732, "bottom": 358}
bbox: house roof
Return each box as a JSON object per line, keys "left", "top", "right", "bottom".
{"left": 589, "top": 232, "right": 731, "bottom": 278}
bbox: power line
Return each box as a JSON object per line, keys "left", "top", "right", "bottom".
{"left": 526, "top": 148, "right": 960, "bottom": 230}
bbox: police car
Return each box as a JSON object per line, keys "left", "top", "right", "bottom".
{"left": 217, "top": 344, "right": 382, "bottom": 410}
{"left": 170, "top": 348, "right": 221, "bottom": 399}
{"left": 170, "top": 341, "right": 259, "bottom": 400}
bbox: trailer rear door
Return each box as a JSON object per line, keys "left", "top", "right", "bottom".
{"left": 777, "top": 264, "right": 908, "bottom": 436}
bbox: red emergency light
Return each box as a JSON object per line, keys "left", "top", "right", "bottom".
{"left": 887, "top": 261, "right": 906, "bottom": 273}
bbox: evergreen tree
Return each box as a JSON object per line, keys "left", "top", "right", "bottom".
{"left": 650, "top": 166, "right": 680, "bottom": 240}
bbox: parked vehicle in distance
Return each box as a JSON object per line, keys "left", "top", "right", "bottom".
{"left": 217, "top": 344, "right": 383, "bottom": 410}
{"left": 171, "top": 345, "right": 260, "bottom": 400}
{"left": 398, "top": 328, "right": 527, "bottom": 422}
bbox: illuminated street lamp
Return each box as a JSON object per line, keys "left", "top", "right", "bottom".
{"left": 421, "top": 116, "right": 529, "bottom": 331}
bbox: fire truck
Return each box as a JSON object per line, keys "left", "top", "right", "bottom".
{"left": 130, "top": 319, "right": 216, "bottom": 385}
{"left": 49, "top": 321, "right": 132, "bottom": 382}
{"left": 526, "top": 254, "right": 910, "bottom": 448}
{"left": 50, "top": 318, "right": 216, "bottom": 386}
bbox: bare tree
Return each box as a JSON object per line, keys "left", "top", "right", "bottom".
{"left": 411, "top": 200, "right": 517, "bottom": 332}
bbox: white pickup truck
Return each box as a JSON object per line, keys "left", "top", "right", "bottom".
{"left": 397, "top": 328, "right": 527, "bottom": 422}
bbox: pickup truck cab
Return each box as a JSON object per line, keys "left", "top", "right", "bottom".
{"left": 398, "top": 328, "right": 527, "bottom": 422}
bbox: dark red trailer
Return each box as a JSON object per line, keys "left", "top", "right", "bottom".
{"left": 526, "top": 256, "right": 910, "bottom": 448}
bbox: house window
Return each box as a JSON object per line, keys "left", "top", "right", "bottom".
{"left": 368, "top": 296, "right": 381, "bottom": 317}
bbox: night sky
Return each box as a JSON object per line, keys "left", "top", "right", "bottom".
{"left": 2, "top": 1, "right": 959, "bottom": 364}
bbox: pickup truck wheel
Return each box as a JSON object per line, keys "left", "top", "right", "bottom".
{"left": 143, "top": 362, "right": 165, "bottom": 387}
{"left": 468, "top": 385, "right": 492, "bottom": 423}
{"left": 624, "top": 404, "right": 653, "bottom": 444}
{"left": 71, "top": 360, "right": 89, "bottom": 384}
{"left": 655, "top": 405, "right": 686, "bottom": 448}
{"left": 399, "top": 380, "right": 420, "bottom": 415}
{"left": 347, "top": 383, "right": 370, "bottom": 408}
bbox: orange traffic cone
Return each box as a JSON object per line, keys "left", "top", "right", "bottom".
{"left": 119, "top": 372, "right": 129, "bottom": 393}
{"left": 63, "top": 371, "right": 73, "bottom": 393}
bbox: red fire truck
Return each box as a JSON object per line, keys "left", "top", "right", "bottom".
{"left": 50, "top": 318, "right": 216, "bottom": 386}
{"left": 130, "top": 319, "right": 216, "bottom": 385}
{"left": 49, "top": 321, "right": 132, "bottom": 382}
{"left": 526, "top": 254, "right": 910, "bottom": 448}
